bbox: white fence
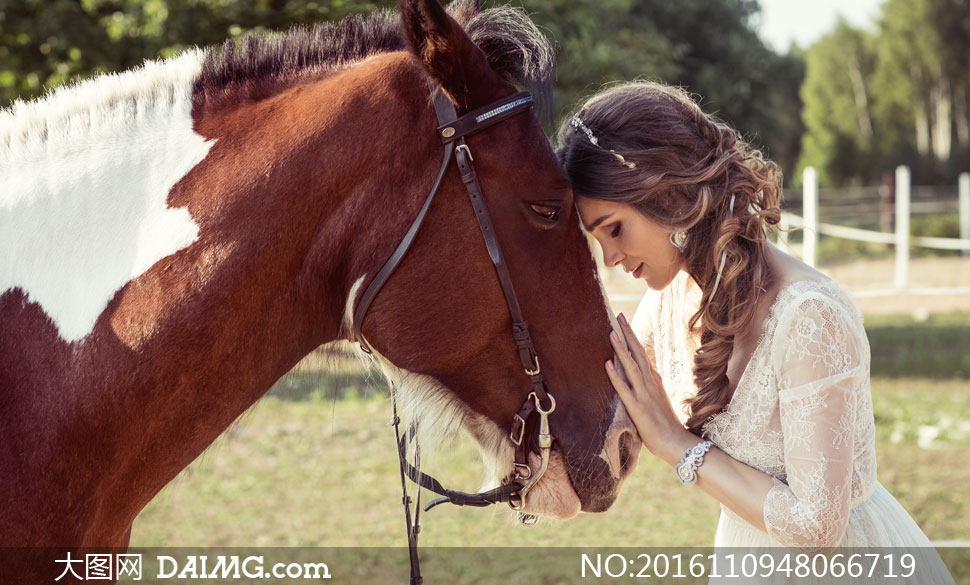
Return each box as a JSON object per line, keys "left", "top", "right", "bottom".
{"left": 779, "top": 166, "right": 970, "bottom": 296}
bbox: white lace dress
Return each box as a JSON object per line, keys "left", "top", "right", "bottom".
{"left": 631, "top": 272, "right": 955, "bottom": 584}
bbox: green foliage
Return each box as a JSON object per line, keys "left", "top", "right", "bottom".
{"left": 865, "top": 311, "right": 970, "bottom": 377}
{"left": 798, "top": 21, "right": 878, "bottom": 186}
{"left": 0, "top": 0, "right": 806, "bottom": 180}
{"left": 798, "top": 0, "right": 970, "bottom": 187}
{"left": 6, "top": 0, "right": 965, "bottom": 189}
{"left": 0, "top": 0, "right": 397, "bottom": 106}
{"left": 910, "top": 212, "right": 963, "bottom": 257}
{"left": 514, "top": 0, "right": 805, "bottom": 174}
{"left": 816, "top": 235, "right": 891, "bottom": 265}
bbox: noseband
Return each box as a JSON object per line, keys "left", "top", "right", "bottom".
{"left": 350, "top": 87, "right": 557, "bottom": 584}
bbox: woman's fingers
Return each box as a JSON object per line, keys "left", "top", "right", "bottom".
{"left": 605, "top": 360, "right": 634, "bottom": 403}
{"left": 608, "top": 330, "right": 646, "bottom": 397}
{"left": 608, "top": 330, "right": 638, "bottom": 375}
{"left": 617, "top": 313, "right": 652, "bottom": 380}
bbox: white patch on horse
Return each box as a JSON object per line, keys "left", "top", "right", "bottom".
{"left": 345, "top": 276, "right": 513, "bottom": 491}
{"left": 355, "top": 346, "right": 513, "bottom": 493}
{"left": 0, "top": 51, "right": 213, "bottom": 342}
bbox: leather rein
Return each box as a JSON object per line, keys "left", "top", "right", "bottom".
{"left": 350, "top": 87, "right": 556, "bottom": 584}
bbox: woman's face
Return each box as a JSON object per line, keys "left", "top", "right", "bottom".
{"left": 576, "top": 196, "right": 684, "bottom": 290}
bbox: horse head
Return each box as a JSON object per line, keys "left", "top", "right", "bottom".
{"left": 346, "top": 0, "right": 641, "bottom": 517}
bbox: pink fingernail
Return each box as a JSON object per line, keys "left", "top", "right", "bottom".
{"left": 606, "top": 360, "right": 614, "bottom": 371}
{"left": 610, "top": 330, "right": 619, "bottom": 342}
{"left": 618, "top": 313, "right": 628, "bottom": 326}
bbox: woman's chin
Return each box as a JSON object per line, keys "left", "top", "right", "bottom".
{"left": 643, "top": 267, "right": 682, "bottom": 291}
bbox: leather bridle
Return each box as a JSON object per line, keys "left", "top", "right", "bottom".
{"left": 350, "top": 87, "right": 557, "bottom": 584}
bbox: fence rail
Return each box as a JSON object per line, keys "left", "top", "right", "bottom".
{"left": 778, "top": 166, "right": 970, "bottom": 292}
{"left": 607, "top": 167, "right": 969, "bottom": 306}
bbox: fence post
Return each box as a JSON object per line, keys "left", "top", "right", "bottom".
{"left": 894, "top": 165, "right": 910, "bottom": 289}
{"left": 960, "top": 172, "right": 970, "bottom": 257}
{"left": 802, "top": 167, "right": 818, "bottom": 268}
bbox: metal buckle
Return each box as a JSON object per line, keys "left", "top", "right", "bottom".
{"left": 508, "top": 391, "right": 557, "bottom": 511}
{"left": 455, "top": 144, "right": 473, "bottom": 161}
{"left": 529, "top": 390, "right": 556, "bottom": 415}
{"left": 510, "top": 413, "right": 526, "bottom": 446}
{"left": 525, "top": 355, "right": 540, "bottom": 376}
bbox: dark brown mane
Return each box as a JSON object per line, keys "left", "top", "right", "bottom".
{"left": 194, "top": 0, "right": 555, "bottom": 116}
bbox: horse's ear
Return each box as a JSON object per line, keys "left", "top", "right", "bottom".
{"left": 446, "top": 0, "right": 480, "bottom": 26}
{"left": 400, "top": 0, "right": 510, "bottom": 111}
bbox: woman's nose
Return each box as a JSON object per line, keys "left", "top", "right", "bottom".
{"left": 603, "top": 246, "right": 624, "bottom": 268}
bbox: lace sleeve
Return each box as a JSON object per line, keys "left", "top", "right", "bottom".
{"left": 762, "top": 292, "right": 869, "bottom": 548}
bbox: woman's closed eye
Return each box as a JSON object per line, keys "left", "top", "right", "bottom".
{"left": 610, "top": 223, "right": 622, "bottom": 238}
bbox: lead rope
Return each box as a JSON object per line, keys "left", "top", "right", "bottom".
{"left": 391, "top": 385, "right": 423, "bottom": 585}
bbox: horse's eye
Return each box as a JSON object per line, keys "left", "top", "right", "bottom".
{"left": 529, "top": 204, "right": 561, "bottom": 222}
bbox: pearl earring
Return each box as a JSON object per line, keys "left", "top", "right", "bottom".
{"left": 669, "top": 230, "right": 687, "bottom": 250}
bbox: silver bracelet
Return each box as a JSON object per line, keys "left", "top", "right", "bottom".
{"left": 675, "top": 439, "right": 714, "bottom": 485}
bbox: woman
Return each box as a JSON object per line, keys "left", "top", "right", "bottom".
{"left": 558, "top": 81, "right": 954, "bottom": 584}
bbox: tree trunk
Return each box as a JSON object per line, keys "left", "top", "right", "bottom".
{"left": 912, "top": 63, "right": 931, "bottom": 156}
{"left": 956, "top": 83, "right": 970, "bottom": 149}
{"left": 847, "top": 54, "right": 873, "bottom": 140}
{"left": 931, "top": 70, "right": 951, "bottom": 161}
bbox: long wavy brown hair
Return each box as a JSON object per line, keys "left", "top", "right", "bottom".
{"left": 556, "top": 81, "right": 782, "bottom": 436}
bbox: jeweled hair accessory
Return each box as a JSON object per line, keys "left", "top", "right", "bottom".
{"left": 570, "top": 115, "right": 637, "bottom": 169}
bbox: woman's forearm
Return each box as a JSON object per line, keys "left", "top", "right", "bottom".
{"left": 659, "top": 430, "right": 775, "bottom": 532}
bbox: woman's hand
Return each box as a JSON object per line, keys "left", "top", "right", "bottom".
{"left": 606, "top": 313, "right": 695, "bottom": 466}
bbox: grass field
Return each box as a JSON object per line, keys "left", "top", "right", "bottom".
{"left": 129, "top": 306, "right": 969, "bottom": 583}
{"left": 131, "top": 378, "right": 968, "bottom": 548}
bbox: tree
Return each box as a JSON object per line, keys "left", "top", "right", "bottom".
{"left": 0, "top": 0, "right": 397, "bottom": 107}
{"left": 516, "top": 0, "right": 805, "bottom": 180}
{"left": 2, "top": 0, "right": 805, "bottom": 177}
{"left": 798, "top": 20, "right": 878, "bottom": 186}
{"left": 870, "top": 0, "right": 970, "bottom": 182}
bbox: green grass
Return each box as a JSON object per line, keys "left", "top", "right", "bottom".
{"left": 129, "top": 322, "right": 970, "bottom": 583}
{"left": 865, "top": 312, "right": 970, "bottom": 378}
{"left": 132, "top": 378, "right": 969, "bottom": 551}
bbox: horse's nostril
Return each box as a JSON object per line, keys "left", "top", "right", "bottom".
{"left": 618, "top": 431, "right": 636, "bottom": 477}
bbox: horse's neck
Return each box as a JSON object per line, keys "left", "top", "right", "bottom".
{"left": 68, "top": 58, "right": 435, "bottom": 533}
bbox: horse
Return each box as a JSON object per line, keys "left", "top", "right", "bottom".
{"left": 0, "top": 0, "right": 640, "bottom": 566}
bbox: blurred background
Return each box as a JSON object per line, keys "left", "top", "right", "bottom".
{"left": 2, "top": 0, "right": 967, "bottom": 571}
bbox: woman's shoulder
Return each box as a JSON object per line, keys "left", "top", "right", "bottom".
{"left": 775, "top": 278, "right": 855, "bottom": 312}
{"left": 762, "top": 248, "right": 867, "bottom": 361}
{"left": 765, "top": 246, "right": 861, "bottom": 324}
{"left": 772, "top": 277, "right": 860, "bottom": 327}
{"left": 765, "top": 277, "right": 869, "bottom": 376}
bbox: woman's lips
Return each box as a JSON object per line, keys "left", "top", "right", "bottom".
{"left": 632, "top": 263, "right": 644, "bottom": 279}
